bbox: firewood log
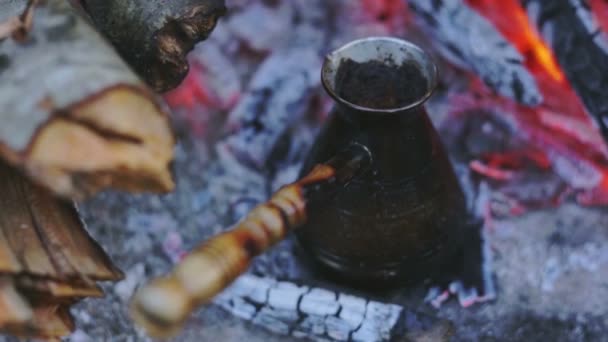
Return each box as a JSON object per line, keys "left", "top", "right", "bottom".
{"left": 0, "top": 161, "right": 123, "bottom": 282}
{"left": 0, "top": 161, "right": 123, "bottom": 338}
{"left": 81, "top": 0, "right": 227, "bottom": 92}
{"left": 0, "top": 0, "right": 175, "bottom": 199}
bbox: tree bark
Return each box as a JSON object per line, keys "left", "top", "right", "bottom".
{"left": 81, "top": 0, "right": 227, "bottom": 92}
{"left": 0, "top": 0, "right": 175, "bottom": 199}
{"left": 0, "top": 161, "right": 123, "bottom": 338}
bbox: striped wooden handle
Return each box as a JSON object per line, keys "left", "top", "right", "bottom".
{"left": 130, "top": 144, "right": 371, "bottom": 337}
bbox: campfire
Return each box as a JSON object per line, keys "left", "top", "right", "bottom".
{"left": 168, "top": 0, "right": 608, "bottom": 211}
{"left": 159, "top": 0, "right": 608, "bottom": 340}
{"left": 1, "top": 0, "right": 608, "bottom": 340}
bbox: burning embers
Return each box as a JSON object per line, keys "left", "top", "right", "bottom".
{"left": 161, "top": 0, "right": 608, "bottom": 332}
{"left": 410, "top": 0, "right": 608, "bottom": 209}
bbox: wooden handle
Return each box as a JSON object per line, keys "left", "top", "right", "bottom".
{"left": 130, "top": 144, "right": 371, "bottom": 337}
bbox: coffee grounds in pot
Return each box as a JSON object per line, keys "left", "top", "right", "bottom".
{"left": 334, "top": 58, "right": 428, "bottom": 109}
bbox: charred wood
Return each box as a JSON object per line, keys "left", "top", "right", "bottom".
{"left": 408, "top": 0, "right": 543, "bottom": 106}
{"left": 219, "top": 0, "right": 329, "bottom": 170}
{"left": 221, "top": 48, "right": 321, "bottom": 169}
{"left": 81, "top": 0, "right": 227, "bottom": 92}
{"left": 0, "top": 0, "right": 175, "bottom": 199}
{"left": 523, "top": 0, "right": 608, "bottom": 141}
{"left": 214, "top": 274, "right": 454, "bottom": 342}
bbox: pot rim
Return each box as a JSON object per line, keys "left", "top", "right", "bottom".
{"left": 321, "top": 36, "right": 438, "bottom": 114}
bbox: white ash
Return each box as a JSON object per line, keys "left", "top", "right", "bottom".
{"left": 114, "top": 263, "right": 146, "bottom": 302}
{"left": 221, "top": 47, "right": 321, "bottom": 169}
{"left": 214, "top": 274, "right": 413, "bottom": 341}
{"left": 189, "top": 41, "right": 242, "bottom": 109}
{"left": 225, "top": 1, "right": 293, "bottom": 52}
{"left": 300, "top": 289, "right": 340, "bottom": 316}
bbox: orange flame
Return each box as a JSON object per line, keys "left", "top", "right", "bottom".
{"left": 462, "top": 0, "right": 608, "bottom": 205}
{"left": 466, "top": 0, "right": 564, "bottom": 82}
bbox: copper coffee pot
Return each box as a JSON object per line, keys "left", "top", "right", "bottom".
{"left": 130, "top": 37, "right": 468, "bottom": 337}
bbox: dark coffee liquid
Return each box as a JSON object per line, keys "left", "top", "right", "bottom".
{"left": 335, "top": 58, "right": 428, "bottom": 109}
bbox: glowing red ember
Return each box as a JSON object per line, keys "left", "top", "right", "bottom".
{"left": 462, "top": 0, "right": 608, "bottom": 206}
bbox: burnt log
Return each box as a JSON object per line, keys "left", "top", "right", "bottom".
{"left": 0, "top": 161, "right": 123, "bottom": 338}
{"left": 523, "top": 0, "right": 608, "bottom": 140}
{"left": 220, "top": 0, "right": 329, "bottom": 170}
{"left": 221, "top": 48, "right": 321, "bottom": 169}
{"left": 81, "top": 0, "right": 227, "bottom": 92}
{"left": 0, "top": 0, "right": 175, "bottom": 199}
{"left": 408, "top": 0, "right": 543, "bottom": 106}
{"left": 214, "top": 275, "right": 454, "bottom": 342}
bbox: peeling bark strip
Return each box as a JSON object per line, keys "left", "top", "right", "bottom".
{"left": 214, "top": 275, "right": 454, "bottom": 342}
{"left": 130, "top": 145, "right": 372, "bottom": 338}
{"left": 523, "top": 0, "right": 608, "bottom": 140}
{"left": 82, "top": 0, "right": 227, "bottom": 92}
{"left": 408, "top": 0, "right": 542, "bottom": 106}
{"left": 0, "top": 0, "right": 175, "bottom": 199}
{"left": 0, "top": 162, "right": 123, "bottom": 338}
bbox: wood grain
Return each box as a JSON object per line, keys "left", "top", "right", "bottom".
{"left": 0, "top": 161, "right": 123, "bottom": 338}
{"left": 0, "top": 0, "right": 175, "bottom": 199}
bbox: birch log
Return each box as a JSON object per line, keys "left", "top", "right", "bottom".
{"left": 0, "top": 0, "right": 175, "bottom": 199}
{"left": 81, "top": 0, "right": 227, "bottom": 92}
